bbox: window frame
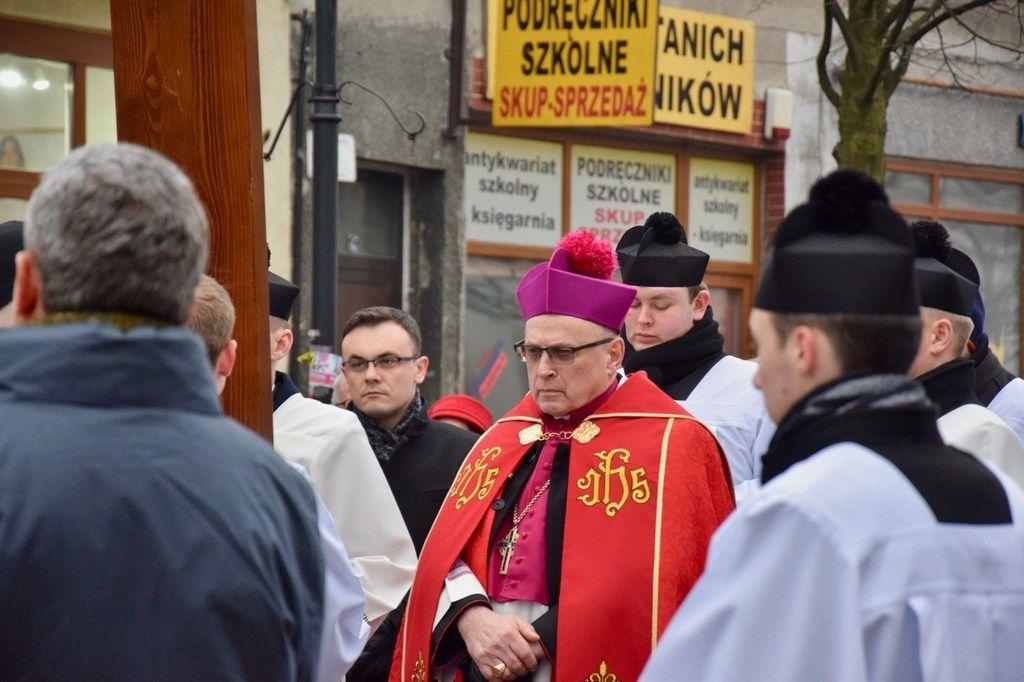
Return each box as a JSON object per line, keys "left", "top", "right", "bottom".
{"left": 0, "top": 15, "right": 113, "bottom": 198}
{"left": 887, "top": 156, "right": 1024, "bottom": 368}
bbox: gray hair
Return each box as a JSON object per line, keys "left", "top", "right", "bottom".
{"left": 25, "top": 143, "right": 209, "bottom": 324}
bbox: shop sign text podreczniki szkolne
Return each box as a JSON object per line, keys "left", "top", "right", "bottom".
{"left": 493, "top": 0, "right": 659, "bottom": 127}
{"left": 570, "top": 144, "right": 675, "bottom": 244}
{"left": 655, "top": 7, "right": 754, "bottom": 134}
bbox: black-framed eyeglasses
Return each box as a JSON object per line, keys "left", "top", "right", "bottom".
{"left": 513, "top": 338, "right": 615, "bottom": 365}
{"left": 341, "top": 356, "right": 419, "bottom": 373}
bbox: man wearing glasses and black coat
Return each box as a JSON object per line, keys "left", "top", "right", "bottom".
{"left": 339, "top": 305, "right": 479, "bottom": 554}
{"left": 343, "top": 306, "right": 479, "bottom": 682}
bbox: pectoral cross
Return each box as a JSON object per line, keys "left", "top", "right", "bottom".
{"left": 497, "top": 526, "right": 519, "bottom": 575}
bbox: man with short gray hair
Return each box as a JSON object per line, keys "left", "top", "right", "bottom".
{"left": 0, "top": 144, "right": 328, "bottom": 680}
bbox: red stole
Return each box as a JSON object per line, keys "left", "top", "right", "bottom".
{"left": 391, "top": 372, "right": 734, "bottom": 682}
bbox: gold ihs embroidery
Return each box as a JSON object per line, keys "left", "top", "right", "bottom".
{"left": 410, "top": 649, "right": 426, "bottom": 682}
{"left": 576, "top": 448, "right": 651, "bottom": 517}
{"left": 449, "top": 447, "right": 501, "bottom": 509}
{"left": 587, "top": 661, "right": 618, "bottom": 682}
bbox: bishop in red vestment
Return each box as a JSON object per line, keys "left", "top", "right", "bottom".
{"left": 391, "top": 232, "right": 734, "bottom": 682}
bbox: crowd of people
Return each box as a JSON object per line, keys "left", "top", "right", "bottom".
{"left": 0, "top": 143, "right": 1022, "bottom": 681}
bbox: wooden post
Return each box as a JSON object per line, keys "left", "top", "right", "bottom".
{"left": 110, "top": 0, "right": 273, "bottom": 440}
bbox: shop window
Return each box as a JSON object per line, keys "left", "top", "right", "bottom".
{"left": 464, "top": 256, "right": 537, "bottom": 417}
{"left": 0, "top": 16, "right": 114, "bottom": 203}
{"left": 0, "top": 197, "right": 28, "bottom": 223}
{"left": 85, "top": 66, "right": 116, "bottom": 145}
{"left": 939, "top": 177, "right": 1022, "bottom": 215}
{"left": 0, "top": 53, "right": 71, "bottom": 172}
{"left": 945, "top": 221, "right": 1021, "bottom": 374}
{"left": 887, "top": 159, "right": 1024, "bottom": 374}
{"left": 884, "top": 171, "right": 930, "bottom": 206}
{"left": 708, "top": 286, "right": 742, "bottom": 356}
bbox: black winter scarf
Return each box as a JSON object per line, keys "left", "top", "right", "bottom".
{"left": 917, "top": 358, "right": 980, "bottom": 417}
{"left": 761, "top": 373, "right": 933, "bottom": 484}
{"left": 353, "top": 390, "right": 429, "bottom": 465}
{"left": 622, "top": 307, "right": 725, "bottom": 394}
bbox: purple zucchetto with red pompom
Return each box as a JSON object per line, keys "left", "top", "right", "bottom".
{"left": 515, "top": 230, "right": 637, "bottom": 332}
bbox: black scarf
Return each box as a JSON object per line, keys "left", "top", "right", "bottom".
{"left": 622, "top": 308, "right": 725, "bottom": 398}
{"left": 761, "top": 373, "right": 935, "bottom": 484}
{"left": 352, "top": 390, "right": 429, "bottom": 465}
{"left": 917, "top": 358, "right": 980, "bottom": 417}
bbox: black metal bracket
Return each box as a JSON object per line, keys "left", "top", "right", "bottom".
{"left": 265, "top": 80, "right": 427, "bottom": 161}
{"left": 338, "top": 80, "right": 426, "bottom": 141}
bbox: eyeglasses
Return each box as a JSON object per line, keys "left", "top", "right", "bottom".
{"left": 513, "top": 338, "right": 615, "bottom": 365}
{"left": 341, "top": 356, "right": 418, "bottom": 373}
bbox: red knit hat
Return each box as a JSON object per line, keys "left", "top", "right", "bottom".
{"left": 427, "top": 394, "right": 494, "bottom": 434}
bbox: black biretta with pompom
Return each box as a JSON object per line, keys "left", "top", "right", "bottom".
{"left": 910, "top": 220, "right": 978, "bottom": 318}
{"left": 616, "top": 211, "right": 710, "bottom": 287}
{"left": 754, "top": 169, "right": 919, "bottom": 315}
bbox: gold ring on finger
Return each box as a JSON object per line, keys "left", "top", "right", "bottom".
{"left": 492, "top": 662, "right": 507, "bottom": 676}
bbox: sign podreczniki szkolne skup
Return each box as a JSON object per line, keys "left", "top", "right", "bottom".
{"left": 655, "top": 7, "right": 754, "bottom": 133}
{"left": 493, "top": 0, "right": 659, "bottom": 127}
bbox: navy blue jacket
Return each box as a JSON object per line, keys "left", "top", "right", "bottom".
{"left": 0, "top": 322, "right": 324, "bottom": 680}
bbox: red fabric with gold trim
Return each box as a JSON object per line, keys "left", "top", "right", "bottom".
{"left": 391, "top": 373, "right": 734, "bottom": 682}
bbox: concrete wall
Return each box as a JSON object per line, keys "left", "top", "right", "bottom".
{"left": 257, "top": 0, "right": 295, "bottom": 278}
{"left": 317, "top": 0, "right": 467, "bottom": 396}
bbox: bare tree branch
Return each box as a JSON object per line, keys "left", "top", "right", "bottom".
{"left": 940, "top": 0, "right": 1024, "bottom": 54}
{"left": 900, "top": 0, "right": 1002, "bottom": 47}
{"left": 817, "top": 5, "right": 843, "bottom": 107}
{"left": 898, "top": 0, "right": 946, "bottom": 45}
{"left": 863, "top": 0, "right": 919, "bottom": 103}
{"left": 935, "top": 23, "right": 973, "bottom": 88}
{"left": 883, "top": 43, "right": 915, "bottom": 94}
{"left": 826, "top": 0, "right": 863, "bottom": 68}
{"left": 883, "top": 0, "right": 916, "bottom": 27}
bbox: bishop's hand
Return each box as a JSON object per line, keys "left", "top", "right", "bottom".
{"left": 457, "top": 605, "right": 542, "bottom": 680}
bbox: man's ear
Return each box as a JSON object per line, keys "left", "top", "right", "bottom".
{"left": 413, "top": 354, "right": 430, "bottom": 386}
{"left": 217, "top": 339, "right": 238, "bottom": 381}
{"left": 608, "top": 336, "right": 625, "bottom": 371}
{"left": 12, "top": 251, "right": 43, "bottom": 324}
{"left": 270, "top": 327, "right": 293, "bottom": 363}
{"left": 791, "top": 325, "right": 818, "bottom": 378}
{"left": 930, "top": 318, "right": 954, "bottom": 357}
{"left": 691, "top": 288, "right": 711, "bottom": 322}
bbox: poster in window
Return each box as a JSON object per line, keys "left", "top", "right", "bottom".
{"left": 463, "top": 132, "right": 563, "bottom": 248}
{"left": 569, "top": 144, "right": 675, "bottom": 245}
{"left": 687, "top": 157, "right": 755, "bottom": 264}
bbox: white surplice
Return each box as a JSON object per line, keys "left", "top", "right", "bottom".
{"left": 287, "top": 461, "right": 370, "bottom": 681}
{"left": 641, "top": 442, "right": 1024, "bottom": 682}
{"left": 678, "top": 355, "right": 775, "bottom": 503}
{"left": 988, "top": 376, "right": 1024, "bottom": 445}
{"left": 939, "top": 403, "right": 1024, "bottom": 487}
{"left": 275, "top": 393, "right": 417, "bottom": 630}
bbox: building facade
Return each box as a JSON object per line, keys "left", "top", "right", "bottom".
{"left": 1, "top": 0, "right": 1020, "bottom": 418}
